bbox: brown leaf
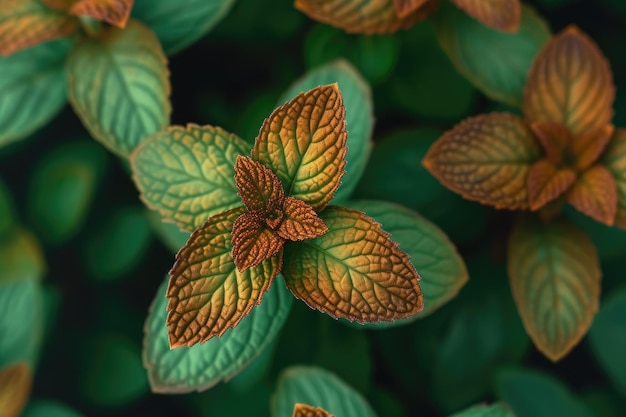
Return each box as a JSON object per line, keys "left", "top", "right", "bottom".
{"left": 234, "top": 155, "right": 285, "bottom": 212}
{"left": 393, "top": 0, "right": 429, "bottom": 18}
{"left": 42, "top": 0, "right": 75, "bottom": 10}
{"left": 70, "top": 0, "right": 133, "bottom": 28}
{"left": 450, "top": 0, "right": 521, "bottom": 32}
{"left": 423, "top": 112, "right": 541, "bottom": 210}
{"left": 527, "top": 159, "right": 577, "bottom": 210}
{"left": 293, "top": 403, "right": 334, "bottom": 417}
{"left": 524, "top": 26, "right": 615, "bottom": 136}
{"left": 276, "top": 197, "right": 328, "bottom": 241}
{"left": 602, "top": 128, "right": 626, "bottom": 228}
{"left": 167, "top": 207, "right": 282, "bottom": 347}
{"left": 0, "top": 0, "right": 78, "bottom": 56}
{"left": 570, "top": 124, "right": 614, "bottom": 171}
{"left": 0, "top": 362, "right": 32, "bottom": 417}
{"left": 294, "top": 0, "right": 434, "bottom": 34}
{"left": 231, "top": 211, "right": 285, "bottom": 271}
{"left": 529, "top": 121, "right": 571, "bottom": 165}
{"left": 567, "top": 164, "right": 617, "bottom": 226}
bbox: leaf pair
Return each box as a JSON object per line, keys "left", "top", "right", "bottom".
{"left": 134, "top": 84, "right": 424, "bottom": 349}
{"left": 295, "top": 0, "right": 520, "bottom": 34}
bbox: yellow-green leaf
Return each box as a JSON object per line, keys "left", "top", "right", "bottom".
{"left": 523, "top": 26, "right": 614, "bottom": 136}
{"left": 602, "top": 128, "right": 626, "bottom": 228}
{"left": 295, "top": 0, "right": 432, "bottom": 34}
{"left": 131, "top": 124, "right": 249, "bottom": 232}
{"left": 508, "top": 215, "right": 600, "bottom": 361}
{"left": 423, "top": 112, "right": 542, "bottom": 210}
{"left": 292, "top": 403, "right": 334, "bottom": 417}
{"left": 276, "top": 197, "right": 327, "bottom": 241}
{"left": 283, "top": 206, "right": 423, "bottom": 323}
{"left": 450, "top": 0, "right": 520, "bottom": 32}
{"left": 0, "top": 362, "right": 32, "bottom": 417}
{"left": 252, "top": 84, "right": 347, "bottom": 211}
{"left": 231, "top": 211, "right": 285, "bottom": 272}
{"left": 0, "top": 0, "right": 78, "bottom": 56}
{"left": 69, "top": 0, "right": 133, "bottom": 28}
{"left": 167, "top": 207, "right": 282, "bottom": 348}
{"left": 67, "top": 19, "right": 170, "bottom": 157}
{"left": 234, "top": 155, "right": 285, "bottom": 212}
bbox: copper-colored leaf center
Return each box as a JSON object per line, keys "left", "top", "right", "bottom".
{"left": 234, "top": 155, "right": 285, "bottom": 212}
{"left": 527, "top": 158, "right": 577, "bottom": 210}
{"left": 231, "top": 211, "right": 285, "bottom": 272}
{"left": 292, "top": 403, "right": 334, "bottom": 417}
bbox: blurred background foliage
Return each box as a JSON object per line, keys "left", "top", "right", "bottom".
{"left": 1, "top": 0, "right": 626, "bottom": 416}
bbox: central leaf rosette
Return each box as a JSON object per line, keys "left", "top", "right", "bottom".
{"left": 162, "top": 84, "right": 424, "bottom": 348}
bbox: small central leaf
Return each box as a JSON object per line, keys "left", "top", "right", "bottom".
{"left": 276, "top": 197, "right": 328, "bottom": 241}
{"left": 529, "top": 121, "right": 571, "bottom": 166}
{"left": 234, "top": 155, "right": 285, "bottom": 212}
{"left": 292, "top": 403, "right": 334, "bottom": 417}
{"left": 231, "top": 211, "right": 285, "bottom": 272}
{"left": 570, "top": 124, "right": 614, "bottom": 171}
{"left": 567, "top": 165, "right": 617, "bottom": 226}
{"left": 70, "top": 0, "right": 134, "bottom": 28}
{"left": 526, "top": 158, "right": 576, "bottom": 210}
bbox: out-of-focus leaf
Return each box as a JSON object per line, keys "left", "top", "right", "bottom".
{"left": 496, "top": 367, "right": 593, "bottom": 417}
{"left": 434, "top": 2, "right": 550, "bottom": 106}
{"left": 0, "top": 178, "right": 15, "bottom": 237}
{"left": 0, "top": 228, "right": 45, "bottom": 285}
{"left": 588, "top": 287, "right": 626, "bottom": 395}
{"left": 292, "top": 404, "right": 333, "bottom": 417}
{"left": 602, "top": 129, "right": 626, "bottom": 228}
{"left": 278, "top": 60, "right": 373, "bottom": 203}
{"left": 449, "top": 403, "right": 516, "bottom": 417}
{"left": 131, "top": 0, "right": 236, "bottom": 54}
{"left": 144, "top": 275, "right": 292, "bottom": 393}
{"left": 21, "top": 400, "right": 85, "bottom": 417}
{"left": 83, "top": 206, "right": 153, "bottom": 282}
{"left": 69, "top": 0, "right": 133, "bottom": 28}
{"left": 272, "top": 366, "right": 378, "bottom": 417}
{"left": 0, "top": 38, "right": 69, "bottom": 147}
{"left": 0, "top": 362, "right": 32, "bottom": 417}
{"left": 566, "top": 164, "right": 617, "bottom": 226}
{"left": 450, "top": 0, "right": 520, "bottom": 32}
{"left": 67, "top": 20, "right": 170, "bottom": 157}
{"left": 28, "top": 140, "right": 107, "bottom": 244}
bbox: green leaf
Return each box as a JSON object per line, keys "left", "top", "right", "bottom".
{"left": 28, "top": 140, "right": 107, "bottom": 245}
{"left": 0, "top": 38, "right": 69, "bottom": 147}
{"left": 131, "top": 124, "right": 250, "bottom": 232}
{"left": 83, "top": 206, "right": 153, "bottom": 282}
{"left": 508, "top": 215, "right": 601, "bottom": 361}
{"left": 0, "top": 228, "right": 46, "bottom": 285}
{"left": 272, "top": 366, "right": 378, "bottom": 417}
{"left": 78, "top": 332, "right": 148, "bottom": 406}
{"left": 0, "top": 271, "right": 43, "bottom": 367}
{"left": 0, "top": 177, "right": 15, "bottom": 237}
{"left": 131, "top": 0, "right": 236, "bottom": 55}
{"left": 278, "top": 60, "right": 373, "bottom": 204}
{"left": 433, "top": 2, "right": 550, "bottom": 106}
{"left": 601, "top": 128, "right": 626, "bottom": 229}
{"left": 21, "top": 400, "right": 85, "bottom": 417}
{"left": 283, "top": 205, "right": 423, "bottom": 323}
{"left": 449, "top": 403, "right": 516, "bottom": 417}
{"left": 588, "top": 287, "right": 626, "bottom": 395}
{"left": 496, "top": 367, "right": 593, "bottom": 417}
{"left": 144, "top": 275, "right": 292, "bottom": 393}
{"left": 67, "top": 19, "right": 171, "bottom": 157}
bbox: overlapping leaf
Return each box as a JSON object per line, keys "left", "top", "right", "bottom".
{"left": 145, "top": 275, "right": 292, "bottom": 393}
{"left": 234, "top": 156, "right": 285, "bottom": 211}
{"left": 508, "top": 215, "right": 600, "bottom": 361}
{"left": 69, "top": 0, "right": 134, "bottom": 27}
{"left": 0, "top": 38, "right": 69, "bottom": 147}
{"left": 131, "top": 125, "right": 249, "bottom": 232}
{"left": 602, "top": 128, "right": 626, "bottom": 228}
{"left": 526, "top": 159, "right": 576, "bottom": 210}
{"left": 393, "top": 0, "right": 428, "bottom": 18}
{"left": 450, "top": 0, "right": 520, "bottom": 32}
{"left": 67, "top": 20, "right": 170, "bottom": 157}
{"left": 0, "top": 0, "right": 78, "bottom": 56}
{"left": 292, "top": 404, "right": 333, "bottom": 417}
{"left": 231, "top": 212, "right": 284, "bottom": 271}
{"left": 167, "top": 208, "right": 282, "bottom": 347}
{"left": 283, "top": 206, "right": 423, "bottom": 323}
{"left": 523, "top": 26, "right": 614, "bottom": 136}
{"left": 0, "top": 362, "right": 32, "bottom": 417}
{"left": 423, "top": 113, "right": 542, "bottom": 210}
{"left": 276, "top": 197, "right": 327, "bottom": 241}
{"left": 566, "top": 165, "right": 617, "bottom": 225}
{"left": 252, "top": 84, "right": 347, "bottom": 211}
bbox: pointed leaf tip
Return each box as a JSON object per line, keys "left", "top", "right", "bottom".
{"left": 234, "top": 155, "right": 285, "bottom": 212}
{"left": 293, "top": 403, "right": 334, "bottom": 417}
{"left": 231, "top": 211, "right": 285, "bottom": 272}
{"left": 526, "top": 159, "right": 576, "bottom": 211}
{"left": 69, "top": 0, "right": 134, "bottom": 28}
{"left": 277, "top": 197, "right": 328, "bottom": 241}
{"left": 567, "top": 165, "right": 617, "bottom": 226}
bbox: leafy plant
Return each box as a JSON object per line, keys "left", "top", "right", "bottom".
{"left": 422, "top": 26, "right": 621, "bottom": 361}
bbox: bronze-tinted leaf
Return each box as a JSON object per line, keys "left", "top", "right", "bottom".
{"left": 252, "top": 84, "right": 347, "bottom": 211}
{"left": 276, "top": 197, "right": 327, "bottom": 241}
{"left": 0, "top": 0, "right": 78, "bottom": 56}
{"left": 70, "top": 0, "right": 133, "bottom": 28}
{"left": 234, "top": 155, "right": 285, "bottom": 212}
{"left": 523, "top": 26, "right": 615, "bottom": 136}
{"left": 0, "top": 362, "right": 32, "bottom": 417}
{"left": 393, "top": 0, "right": 428, "bottom": 18}
{"left": 423, "top": 112, "right": 542, "bottom": 210}
{"left": 283, "top": 206, "right": 423, "bottom": 323}
{"left": 567, "top": 164, "right": 617, "bottom": 226}
{"left": 42, "top": 0, "right": 75, "bottom": 10}
{"left": 294, "top": 0, "right": 433, "bottom": 34}
{"left": 167, "top": 207, "right": 282, "bottom": 348}
{"left": 231, "top": 211, "right": 285, "bottom": 272}
{"left": 602, "top": 128, "right": 626, "bottom": 228}
{"left": 293, "top": 403, "right": 334, "bottom": 417}
{"left": 508, "top": 215, "right": 600, "bottom": 361}
{"left": 450, "top": 0, "right": 520, "bottom": 32}
{"left": 527, "top": 159, "right": 576, "bottom": 210}
{"left": 529, "top": 121, "right": 570, "bottom": 165}
{"left": 570, "top": 124, "right": 614, "bottom": 171}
